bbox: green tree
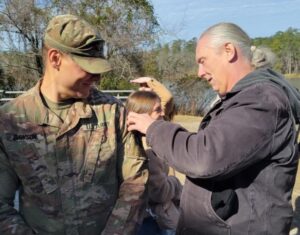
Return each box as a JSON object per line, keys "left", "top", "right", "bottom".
{"left": 52, "top": 0, "right": 159, "bottom": 82}
{"left": 252, "top": 28, "right": 300, "bottom": 74}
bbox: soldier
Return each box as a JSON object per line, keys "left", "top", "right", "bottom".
{"left": 0, "top": 14, "right": 148, "bottom": 235}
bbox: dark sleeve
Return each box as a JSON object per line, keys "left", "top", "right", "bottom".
{"left": 147, "top": 149, "right": 182, "bottom": 204}
{"left": 146, "top": 84, "right": 293, "bottom": 180}
{"left": 0, "top": 141, "right": 36, "bottom": 235}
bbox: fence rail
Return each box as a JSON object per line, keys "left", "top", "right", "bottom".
{"left": 0, "top": 89, "right": 134, "bottom": 103}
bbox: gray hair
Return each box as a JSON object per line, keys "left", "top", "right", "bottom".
{"left": 200, "top": 22, "right": 276, "bottom": 69}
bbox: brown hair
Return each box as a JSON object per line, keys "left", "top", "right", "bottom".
{"left": 126, "top": 91, "right": 161, "bottom": 115}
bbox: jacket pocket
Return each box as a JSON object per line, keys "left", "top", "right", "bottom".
{"left": 8, "top": 142, "right": 58, "bottom": 195}
{"left": 177, "top": 178, "right": 231, "bottom": 235}
{"left": 7, "top": 142, "right": 61, "bottom": 216}
{"left": 82, "top": 128, "right": 115, "bottom": 183}
{"left": 211, "top": 189, "right": 238, "bottom": 221}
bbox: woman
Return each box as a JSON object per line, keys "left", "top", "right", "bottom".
{"left": 126, "top": 78, "right": 182, "bottom": 235}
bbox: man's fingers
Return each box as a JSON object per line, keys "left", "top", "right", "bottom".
{"left": 126, "top": 112, "right": 153, "bottom": 134}
{"left": 126, "top": 119, "right": 135, "bottom": 127}
{"left": 126, "top": 112, "right": 138, "bottom": 126}
{"left": 127, "top": 124, "right": 136, "bottom": 132}
{"left": 127, "top": 111, "right": 136, "bottom": 118}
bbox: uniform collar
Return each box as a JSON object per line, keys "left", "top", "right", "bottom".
{"left": 31, "top": 80, "right": 93, "bottom": 127}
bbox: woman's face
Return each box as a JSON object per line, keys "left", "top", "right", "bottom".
{"left": 150, "top": 101, "right": 164, "bottom": 120}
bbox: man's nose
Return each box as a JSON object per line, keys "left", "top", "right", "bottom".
{"left": 198, "top": 64, "right": 206, "bottom": 79}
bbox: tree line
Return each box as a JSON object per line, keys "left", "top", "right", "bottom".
{"left": 252, "top": 28, "right": 300, "bottom": 75}
{"left": 0, "top": 0, "right": 299, "bottom": 114}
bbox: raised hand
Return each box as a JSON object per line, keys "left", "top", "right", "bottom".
{"left": 130, "top": 77, "right": 153, "bottom": 91}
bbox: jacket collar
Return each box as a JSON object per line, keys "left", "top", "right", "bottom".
{"left": 225, "top": 68, "right": 300, "bottom": 124}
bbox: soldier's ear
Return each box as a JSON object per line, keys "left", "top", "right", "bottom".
{"left": 48, "top": 49, "right": 62, "bottom": 70}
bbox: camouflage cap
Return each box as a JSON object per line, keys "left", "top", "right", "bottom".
{"left": 44, "top": 14, "right": 111, "bottom": 74}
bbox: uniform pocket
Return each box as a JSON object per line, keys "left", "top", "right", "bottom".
{"left": 82, "top": 128, "right": 115, "bottom": 183}
{"left": 6, "top": 142, "right": 61, "bottom": 216}
{"left": 7, "top": 142, "right": 58, "bottom": 195}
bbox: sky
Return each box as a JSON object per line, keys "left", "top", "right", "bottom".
{"left": 150, "top": 0, "right": 300, "bottom": 42}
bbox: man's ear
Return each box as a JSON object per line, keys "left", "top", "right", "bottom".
{"left": 48, "top": 49, "right": 62, "bottom": 70}
{"left": 224, "top": 42, "right": 237, "bottom": 62}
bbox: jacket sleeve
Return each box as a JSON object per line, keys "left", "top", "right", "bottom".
{"left": 0, "top": 141, "right": 36, "bottom": 235}
{"left": 147, "top": 78, "right": 175, "bottom": 121}
{"left": 146, "top": 84, "right": 294, "bottom": 180}
{"left": 147, "top": 149, "right": 182, "bottom": 204}
{"left": 101, "top": 105, "right": 148, "bottom": 235}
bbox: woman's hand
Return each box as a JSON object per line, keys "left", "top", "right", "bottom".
{"left": 130, "top": 77, "right": 153, "bottom": 91}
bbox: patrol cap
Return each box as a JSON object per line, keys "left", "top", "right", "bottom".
{"left": 43, "top": 14, "right": 111, "bottom": 74}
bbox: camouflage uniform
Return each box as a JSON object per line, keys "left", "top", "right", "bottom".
{"left": 0, "top": 81, "right": 148, "bottom": 235}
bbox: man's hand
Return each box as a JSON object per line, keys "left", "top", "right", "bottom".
{"left": 127, "top": 112, "right": 156, "bottom": 134}
{"left": 130, "top": 77, "right": 153, "bottom": 91}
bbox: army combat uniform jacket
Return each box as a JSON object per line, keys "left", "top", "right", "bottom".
{"left": 0, "top": 81, "right": 148, "bottom": 235}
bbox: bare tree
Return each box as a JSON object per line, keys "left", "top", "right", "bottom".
{"left": 0, "top": 0, "right": 159, "bottom": 90}
{"left": 52, "top": 0, "right": 160, "bottom": 79}
{"left": 0, "top": 0, "right": 52, "bottom": 89}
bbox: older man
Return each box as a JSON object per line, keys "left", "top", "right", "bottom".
{"left": 0, "top": 14, "right": 147, "bottom": 235}
{"left": 127, "top": 22, "right": 300, "bottom": 235}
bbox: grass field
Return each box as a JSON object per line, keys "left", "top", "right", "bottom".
{"left": 169, "top": 115, "right": 202, "bottom": 184}
{"left": 289, "top": 78, "right": 300, "bottom": 91}
{"left": 173, "top": 114, "right": 202, "bottom": 132}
